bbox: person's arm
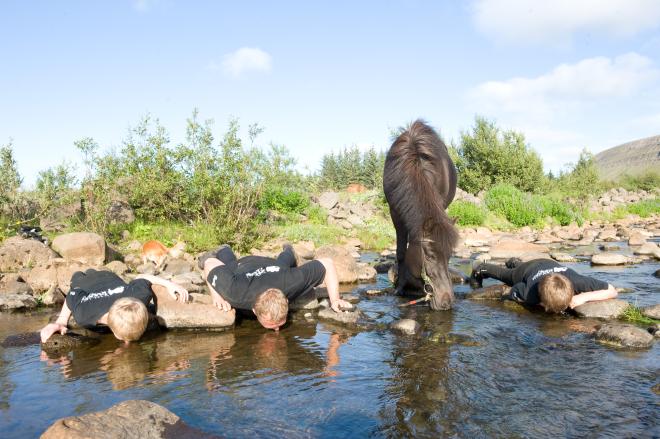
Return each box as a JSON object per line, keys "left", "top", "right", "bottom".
{"left": 40, "top": 301, "right": 72, "bottom": 342}
{"left": 135, "top": 274, "right": 189, "bottom": 303}
{"left": 317, "top": 258, "right": 352, "bottom": 313}
{"left": 202, "top": 258, "right": 232, "bottom": 312}
{"left": 569, "top": 284, "right": 617, "bottom": 309}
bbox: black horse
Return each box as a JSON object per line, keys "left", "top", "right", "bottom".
{"left": 383, "top": 120, "right": 459, "bottom": 310}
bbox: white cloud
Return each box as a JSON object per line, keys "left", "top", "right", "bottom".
{"left": 469, "top": 53, "right": 659, "bottom": 119}
{"left": 472, "top": 0, "right": 660, "bottom": 44}
{"left": 220, "top": 47, "right": 272, "bottom": 78}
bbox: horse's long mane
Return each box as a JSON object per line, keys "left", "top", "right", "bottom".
{"left": 384, "top": 120, "right": 458, "bottom": 254}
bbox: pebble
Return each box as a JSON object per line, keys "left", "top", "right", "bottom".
{"left": 391, "top": 319, "right": 420, "bottom": 335}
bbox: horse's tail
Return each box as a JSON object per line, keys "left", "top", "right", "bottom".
{"left": 384, "top": 120, "right": 458, "bottom": 251}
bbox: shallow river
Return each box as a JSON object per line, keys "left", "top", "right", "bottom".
{"left": 1, "top": 247, "right": 658, "bottom": 438}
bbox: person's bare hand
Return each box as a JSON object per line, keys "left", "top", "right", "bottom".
{"left": 168, "top": 283, "right": 189, "bottom": 303}
{"left": 40, "top": 323, "right": 67, "bottom": 343}
{"left": 331, "top": 299, "right": 352, "bottom": 313}
{"left": 211, "top": 291, "right": 232, "bottom": 312}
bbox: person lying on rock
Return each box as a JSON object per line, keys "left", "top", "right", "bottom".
{"left": 469, "top": 258, "right": 618, "bottom": 313}
{"left": 40, "top": 269, "right": 189, "bottom": 343}
{"left": 200, "top": 244, "right": 351, "bottom": 331}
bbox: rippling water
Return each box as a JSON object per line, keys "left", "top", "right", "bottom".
{"left": 0, "top": 249, "right": 658, "bottom": 438}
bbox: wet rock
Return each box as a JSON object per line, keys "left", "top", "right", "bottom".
{"left": 488, "top": 239, "right": 549, "bottom": 259}
{"left": 655, "top": 269, "right": 660, "bottom": 278}
{"left": 315, "top": 245, "right": 359, "bottom": 283}
{"left": 1, "top": 332, "right": 40, "bottom": 348}
{"left": 653, "top": 383, "right": 660, "bottom": 395}
{"left": 597, "top": 228, "right": 618, "bottom": 241}
{"left": 105, "top": 260, "right": 128, "bottom": 276}
{"left": 40, "top": 332, "right": 101, "bottom": 354}
{"left": 599, "top": 243, "right": 620, "bottom": 252}
{"left": 627, "top": 232, "right": 648, "bottom": 246}
{"left": 550, "top": 252, "right": 578, "bottom": 263}
{"left": 155, "top": 297, "right": 235, "bottom": 330}
{"left": 388, "top": 264, "right": 397, "bottom": 284}
{"left": 449, "top": 267, "right": 468, "bottom": 283}
{"left": 0, "top": 236, "right": 57, "bottom": 272}
{"left": 342, "top": 293, "right": 360, "bottom": 304}
{"left": 163, "top": 259, "right": 193, "bottom": 276}
{"left": 318, "top": 308, "right": 360, "bottom": 325}
{"left": 590, "top": 253, "right": 633, "bottom": 266}
{"left": 616, "top": 287, "right": 634, "bottom": 294}
{"left": 374, "top": 260, "right": 394, "bottom": 274}
{"left": 318, "top": 191, "right": 339, "bottom": 210}
{"left": 52, "top": 232, "right": 106, "bottom": 265}
{"left": 633, "top": 242, "right": 659, "bottom": 256}
{"left": 573, "top": 299, "right": 629, "bottom": 319}
{"left": 365, "top": 288, "right": 385, "bottom": 296}
{"left": 391, "top": 319, "right": 420, "bottom": 335}
{"left": 466, "top": 284, "right": 510, "bottom": 300}
{"left": 289, "top": 290, "right": 320, "bottom": 311}
{"left": 41, "top": 399, "right": 218, "bottom": 439}
{"left": 357, "top": 263, "right": 377, "bottom": 281}
{"left": 641, "top": 304, "right": 660, "bottom": 320}
{"left": 429, "top": 332, "right": 480, "bottom": 346}
{"left": 0, "top": 293, "right": 37, "bottom": 311}
{"left": 594, "top": 323, "right": 654, "bottom": 349}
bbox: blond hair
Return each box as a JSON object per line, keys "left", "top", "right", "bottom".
{"left": 538, "top": 273, "right": 574, "bottom": 313}
{"left": 253, "top": 288, "right": 288, "bottom": 324}
{"left": 107, "top": 297, "right": 149, "bottom": 341}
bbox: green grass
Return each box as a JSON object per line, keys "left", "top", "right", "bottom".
{"left": 619, "top": 305, "right": 659, "bottom": 326}
{"left": 448, "top": 200, "right": 487, "bottom": 226}
{"left": 273, "top": 223, "right": 345, "bottom": 247}
{"left": 626, "top": 198, "right": 660, "bottom": 218}
{"left": 114, "top": 220, "right": 223, "bottom": 253}
{"left": 355, "top": 217, "right": 395, "bottom": 251}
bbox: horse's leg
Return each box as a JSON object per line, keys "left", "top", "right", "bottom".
{"left": 390, "top": 209, "right": 409, "bottom": 293}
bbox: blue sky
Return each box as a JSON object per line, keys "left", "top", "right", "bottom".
{"left": 2, "top": 0, "right": 659, "bottom": 186}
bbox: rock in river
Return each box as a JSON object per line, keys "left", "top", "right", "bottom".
{"left": 594, "top": 323, "right": 654, "bottom": 349}
{"left": 0, "top": 293, "right": 37, "bottom": 311}
{"left": 317, "top": 307, "right": 360, "bottom": 325}
{"left": 466, "top": 284, "right": 511, "bottom": 300}
{"left": 641, "top": 304, "right": 660, "bottom": 320}
{"left": 41, "top": 332, "right": 101, "bottom": 354}
{"left": 391, "top": 319, "right": 420, "bottom": 335}
{"left": 590, "top": 253, "right": 633, "bottom": 266}
{"left": 573, "top": 299, "right": 629, "bottom": 319}
{"left": 41, "top": 399, "right": 219, "bottom": 439}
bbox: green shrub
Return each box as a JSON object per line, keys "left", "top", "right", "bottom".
{"left": 626, "top": 198, "right": 660, "bottom": 218}
{"left": 485, "top": 184, "right": 543, "bottom": 227}
{"left": 258, "top": 187, "right": 310, "bottom": 214}
{"left": 447, "top": 200, "right": 487, "bottom": 226}
{"left": 305, "top": 204, "right": 327, "bottom": 225}
{"left": 534, "top": 194, "right": 583, "bottom": 226}
{"left": 618, "top": 172, "right": 660, "bottom": 191}
{"left": 555, "top": 149, "right": 602, "bottom": 200}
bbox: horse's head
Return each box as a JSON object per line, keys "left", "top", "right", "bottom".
{"left": 420, "top": 222, "right": 455, "bottom": 310}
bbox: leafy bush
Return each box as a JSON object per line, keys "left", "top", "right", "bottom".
{"left": 454, "top": 117, "right": 545, "bottom": 194}
{"left": 258, "top": 187, "right": 310, "bottom": 214}
{"left": 485, "top": 184, "right": 543, "bottom": 227}
{"left": 554, "top": 149, "right": 601, "bottom": 200}
{"left": 534, "top": 194, "right": 583, "bottom": 226}
{"left": 626, "top": 198, "right": 660, "bottom": 218}
{"left": 619, "top": 172, "right": 660, "bottom": 191}
{"left": 447, "top": 200, "right": 487, "bottom": 226}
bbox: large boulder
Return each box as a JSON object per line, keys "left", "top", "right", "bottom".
{"left": 315, "top": 245, "right": 359, "bottom": 283}
{"left": 594, "top": 323, "right": 654, "bottom": 349}
{"left": 573, "top": 299, "right": 629, "bottom": 319}
{"left": 318, "top": 191, "right": 339, "bottom": 210}
{"left": 590, "top": 253, "right": 633, "bottom": 266}
{"left": 25, "top": 264, "right": 58, "bottom": 294}
{"left": 155, "top": 294, "right": 235, "bottom": 330}
{"left": 488, "top": 239, "right": 549, "bottom": 260}
{"left": 0, "top": 293, "right": 38, "bottom": 311}
{"left": 0, "top": 236, "right": 57, "bottom": 272}
{"left": 633, "top": 242, "right": 659, "bottom": 256}
{"left": 627, "top": 232, "right": 648, "bottom": 246}
{"left": 52, "top": 232, "right": 106, "bottom": 265}
{"left": 40, "top": 399, "right": 218, "bottom": 439}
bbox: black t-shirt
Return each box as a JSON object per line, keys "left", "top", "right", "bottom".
{"left": 207, "top": 257, "right": 326, "bottom": 310}
{"left": 65, "top": 269, "right": 153, "bottom": 328}
{"left": 507, "top": 259, "right": 608, "bottom": 305}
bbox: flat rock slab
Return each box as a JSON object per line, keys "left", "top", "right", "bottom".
{"left": 428, "top": 332, "right": 480, "bottom": 346}
{"left": 0, "top": 293, "right": 38, "bottom": 311}
{"left": 573, "top": 299, "right": 629, "bottom": 319}
{"left": 41, "top": 332, "right": 101, "bottom": 354}
{"left": 488, "top": 240, "right": 549, "bottom": 259}
{"left": 550, "top": 252, "right": 578, "bottom": 263}
{"left": 590, "top": 253, "right": 633, "bottom": 266}
{"left": 391, "top": 319, "right": 420, "bottom": 335}
{"left": 2, "top": 332, "right": 41, "bottom": 348}
{"left": 466, "top": 284, "right": 511, "bottom": 300}
{"left": 41, "top": 399, "right": 219, "bottom": 439}
{"left": 155, "top": 299, "right": 235, "bottom": 330}
{"left": 317, "top": 308, "right": 360, "bottom": 325}
{"left": 641, "top": 304, "right": 660, "bottom": 320}
{"left": 594, "top": 323, "right": 654, "bottom": 349}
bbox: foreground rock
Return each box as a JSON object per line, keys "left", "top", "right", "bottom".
{"left": 391, "top": 319, "right": 420, "bottom": 335}
{"left": 315, "top": 245, "right": 358, "bottom": 283}
{"left": 317, "top": 308, "right": 360, "bottom": 325}
{"left": 590, "top": 253, "right": 633, "bottom": 266}
{"left": 155, "top": 295, "right": 235, "bottom": 330}
{"left": 41, "top": 332, "right": 101, "bottom": 354}
{"left": 41, "top": 399, "right": 219, "bottom": 439}
{"left": 0, "top": 236, "right": 57, "bottom": 272}
{"left": 641, "top": 304, "right": 660, "bottom": 320}
{"left": 51, "top": 232, "right": 106, "bottom": 265}
{"left": 594, "top": 323, "right": 654, "bottom": 349}
{"left": 465, "top": 284, "right": 510, "bottom": 300}
{"left": 573, "top": 299, "right": 629, "bottom": 319}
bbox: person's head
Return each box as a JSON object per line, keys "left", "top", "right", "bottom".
{"left": 252, "top": 288, "right": 288, "bottom": 331}
{"left": 538, "top": 273, "right": 574, "bottom": 313}
{"left": 107, "top": 297, "right": 149, "bottom": 342}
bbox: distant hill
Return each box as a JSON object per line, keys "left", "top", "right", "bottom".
{"left": 595, "top": 135, "right": 660, "bottom": 181}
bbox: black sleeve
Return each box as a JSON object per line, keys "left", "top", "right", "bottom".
{"left": 125, "top": 279, "right": 155, "bottom": 306}
{"left": 282, "top": 260, "right": 326, "bottom": 301}
{"left": 565, "top": 271, "right": 609, "bottom": 294}
{"left": 506, "top": 282, "right": 527, "bottom": 302}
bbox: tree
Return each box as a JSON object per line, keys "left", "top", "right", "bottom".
{"left": 0, "top": 140, "right": 22, "bottom": 205}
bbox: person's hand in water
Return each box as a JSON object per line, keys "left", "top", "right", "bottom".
{"left": 40, "top": 322, "right": 68, "bottom": 343}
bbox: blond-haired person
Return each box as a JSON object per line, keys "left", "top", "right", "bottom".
{"left": 201, "top": 245, "right": 350, "bottom": 331}
{"left": 40, "top": 269, "right": 188, "bottom": 343}
{"left": 470, "top": 258, "right": 617, "bottom": 313}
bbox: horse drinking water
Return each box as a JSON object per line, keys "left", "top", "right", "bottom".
{"left": 383, "top": 120, "right": 459, "bottom": 310}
